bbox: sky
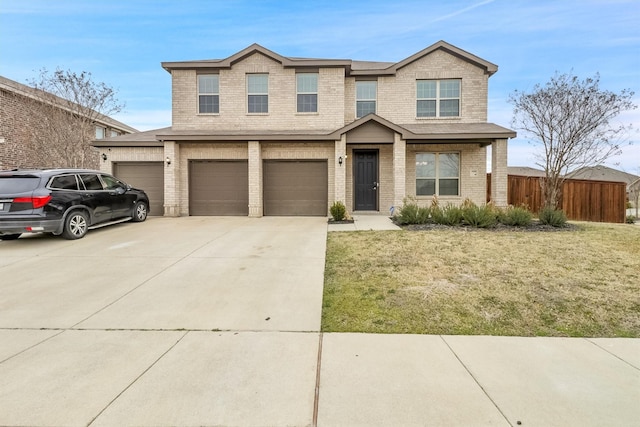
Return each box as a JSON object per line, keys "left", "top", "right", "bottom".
{"left": 1, "top": 0, "right": 639, "bottom": 173}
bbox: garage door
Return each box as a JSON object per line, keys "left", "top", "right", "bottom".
{"left": 263, "top": 160, "right": 328, "bottom": 216}
{"left": 189, "top": 160, "right": 248, "bottom": 215}
{"left": 114, "top": 162, "right": 164, "bottom": 216}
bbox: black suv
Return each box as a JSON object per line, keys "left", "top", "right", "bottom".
{"left": 0, "top": 169, "right": 150, "bottom": 240}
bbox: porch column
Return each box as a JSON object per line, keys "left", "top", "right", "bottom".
{"left": 334, "top": 134, "right": 347, "bottom": 206}
{"left": 163, "top": 140, "right": 180, "bottom": 217}
{"left": 393, "top": 133, "right": 406, "bottom": 213}
{"left": 248, "top": 140, "right": 262, "bottom": 217}
{"left": 491, "top": 138, "right": 508, "bottom": 207}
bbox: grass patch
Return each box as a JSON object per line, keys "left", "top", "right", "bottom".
{"left": 322, "top": 222, "right": 640, "bottom": 337}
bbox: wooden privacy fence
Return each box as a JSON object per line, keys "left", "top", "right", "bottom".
{"left": 487, "top": 174, "right": 627, "bottom": 223}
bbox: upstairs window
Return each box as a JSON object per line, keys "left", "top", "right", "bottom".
{"left": 297, "top": 73, "right": 318, "bottom": 113}
{"left": 247, "top": 74, "right": 268, "bottom": 113}
{"left": 416, "top": 152, "right": 460, "bottom": 196}
{"left": 417, "top": 79, "right": 460, "bottom": 117}
{"left": 95, "top": 126, "right": 106, "bottom": 139}
{"left": 356, "top": 80, "right": 377, "bottom": 118}
{"left": 198, "top": 74, "right": 219, "bottom": 114}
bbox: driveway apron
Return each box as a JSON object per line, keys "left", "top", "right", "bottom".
{"left": 0, "top": 217, "right": 326, "bottom": 426}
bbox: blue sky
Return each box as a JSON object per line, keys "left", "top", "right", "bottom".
{"left": 1, "top": 0, "right": 638, "bottom": 173}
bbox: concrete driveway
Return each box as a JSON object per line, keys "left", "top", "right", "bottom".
{"left": 1, "top": 216, "right": 639, "bottom": 426}
{"left": 0, "top": 217, "right": 326, "bottom": 426}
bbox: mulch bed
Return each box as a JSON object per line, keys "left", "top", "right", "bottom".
{"left": 397, "top": 221, "right": 581, "bottom": 232}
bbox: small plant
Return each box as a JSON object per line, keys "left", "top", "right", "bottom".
{"left": 461, "top": 201, "right": 498, "bottom": 228}
{"left": 432, "top": 203, "right": 463, "bottom": 226}
{"left": 395, "top": 197, "right": 430, "bottom": 224}
{"left": 500, "top": 205, "right": 533, "bottom": 227}
{"left": 539, "top": 207, "right": 567, "bottom": 227}
{"left": 330, "top": 201, "right": 347, "bottom": 221}
{"left": 626, "top": 215, "right": 636, "bottom": 224}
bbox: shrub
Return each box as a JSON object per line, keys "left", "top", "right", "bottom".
{"left": 396, "top": 198, "right": 430, "bottom": 224}
{"left": 539, "top": 207, "right": 567, "bottom": 227}
{"left": 461, "top": 202, "right": 498, "bottom": 228}
{"left": 432, "top": 203, "right": 463, "bottom": 226}
{"left": 626, "top": 215, "right": 636, "bottom": 224}
{"left": 500, "top": 205, "right": 533, "bottom": 226}
{"left": 330, "top": 201, "right": 347, "bottom": 221}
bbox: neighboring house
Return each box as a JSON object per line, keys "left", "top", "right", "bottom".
{"left": 93, "top": 41, "right": 515, "bottom": 217}
{"left": 0, "top": 75, "right": 137, "bottom": 170}
{"left": 507, "top": 166, "right": 546, "bottom": 177}
{"left": 567, "top": 165, "right": 639, "bottom": 188}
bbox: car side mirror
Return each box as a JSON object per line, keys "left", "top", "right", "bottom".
{"left": 115, "top": 186, "right": 126, "bottom": 195}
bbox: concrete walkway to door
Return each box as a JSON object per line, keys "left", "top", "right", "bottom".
{"left": 0, "top": 216, "right": 638, "bottom": 426}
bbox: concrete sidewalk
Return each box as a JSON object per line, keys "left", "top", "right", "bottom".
{"left": 0, "top": 216, "right": 638, "bottom": 426}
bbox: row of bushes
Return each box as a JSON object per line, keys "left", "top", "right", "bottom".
{"left": 394, "top": 197, "right": 568, "bottom": 228}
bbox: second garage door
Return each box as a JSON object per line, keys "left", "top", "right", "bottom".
{"left": 263, "top": 160, "right": 328, "bottom": 216}
{"left": 189, "top": 160, "right": 249, "bottom": 215}
{"left": 114, "top": 162, "right": 164, "bottom": 216}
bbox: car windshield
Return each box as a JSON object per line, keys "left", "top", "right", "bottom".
{"left": 0, "top": 176, "right": 41, "bottom": 193}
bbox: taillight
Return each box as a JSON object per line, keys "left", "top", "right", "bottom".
{"left": 12, "top": 196, "right": 52, "bottom": 209}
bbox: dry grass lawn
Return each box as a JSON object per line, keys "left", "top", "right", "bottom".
{"left": 322, "top": 222, "right": 640, "bottom": 337}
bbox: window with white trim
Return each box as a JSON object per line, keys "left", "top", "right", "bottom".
{"left": 296, "top": 73, "right": 318, "bottom": 113}
{"left": 356, "top": 80, "right": 376, "bottom": 118}
{"left": 416, "top": 152, "right": 460, "bottom": 196}
{"left": 247, "top": 74, "right": 268, "bottom": 113}
{"left": 416, "top": 79, "right": 460, "bottom": 117}
{"left": 95, "top": 126, "right": 105, "bottom": 139}
{"left": 198, "top": 74, "right": 219, "bottom": 114}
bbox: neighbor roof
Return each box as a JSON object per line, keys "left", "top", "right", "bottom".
{"left": 567, "top": 165, "right": 639, "bottom": 185}
{"left": 0, "top": 75, "right": 138, "bottom": 134}
{"left": 161, "top": 40, "right": 498, "bottom": 77}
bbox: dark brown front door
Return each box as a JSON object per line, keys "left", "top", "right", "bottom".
{"left": 354, "top": 150, "right": 378, "bottom": 211}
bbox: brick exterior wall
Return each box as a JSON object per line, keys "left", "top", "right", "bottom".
{"left": 0, "top": 87, "right": 100, "bottom": 169}
{"left": 172, "top": 53, "right": 345, "bottom": 132}
{"left": 99, "top": 44, "right": 508, "bottom": 217}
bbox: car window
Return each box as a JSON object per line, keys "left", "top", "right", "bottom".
{"left": 0, "top": 176, "right": 40, "bottom": 193}
{"left": 80, "top": 174, "right": 104, "bottom": 190}
{"left": 100, "top": 174, "right": 125, "bottom": 190}
{"left": 49, "top": 175, "right": 79, "bottom": 190}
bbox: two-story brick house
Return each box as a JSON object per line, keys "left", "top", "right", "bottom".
{"left": 94, "top": 41, "right": 515, "bottom": 217}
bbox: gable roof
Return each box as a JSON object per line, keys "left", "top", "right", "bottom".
{"left": 161, "top": 40, "right": 498, "bottom": 77}
{"left": 566, "top": 165, "right": 639, "bottom": 185}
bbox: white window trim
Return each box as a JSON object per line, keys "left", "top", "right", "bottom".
{"left": 355, "top": 80, "right": 377, "bottom": 118}
{"left": 247, "top": 73, "right": 269, "bottom": 115}
{"left": 416, "top": 79, "right": 461, "bottom": 118}
{"left": 415, "top": 152, "right": 461, "bottom": 197}
{"left": 296, "top": 73, "right": 319, "bottom": 114}
{"left": 197, "top": 74, "right": 220, "bottom": 115}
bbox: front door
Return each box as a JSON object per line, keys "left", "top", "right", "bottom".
{"left": 354, "top": 150, "right": 378, "bottom": 211}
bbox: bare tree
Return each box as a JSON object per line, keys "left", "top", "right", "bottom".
{"left": 509, "top": 72, "right": 636, "bottom": 209}
{"left": 25, "top": 68, "right": 125, "bottom": 168}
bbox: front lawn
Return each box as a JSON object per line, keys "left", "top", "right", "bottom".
{"left": 322, "top": 223, "right": 640, "bottom": 337}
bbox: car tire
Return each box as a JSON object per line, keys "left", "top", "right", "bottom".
{"left": 62, "top": 210, "right": 89, "bottom": 240}
{"left": 132, "top": 201, "right": 148, "bottom": 222}
{"left": 0, "top": 233, "right": 21, "bottom": 240}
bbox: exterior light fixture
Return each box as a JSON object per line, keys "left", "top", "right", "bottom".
{"left": 101, "top": 153, "right": 107, "bottom": 162}
{"left": 166, "top": 156, "right": 171, "bottom": 166}
{"left": 338, "top": 156, "right": 343, "bottom": 166}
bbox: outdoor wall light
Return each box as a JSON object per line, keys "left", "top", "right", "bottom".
{"left": 338, "top": 156, "right": 343, "bottom": 166}
{"left": 166, "top": 156, "right": 171, "bottom": 166}
{"left": 101, "top": 153, "right": 107, "bottom": 162}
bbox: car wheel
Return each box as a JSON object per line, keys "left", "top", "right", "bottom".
{"left": 0, "top": 233, "right": 21, "bottom": 241}
{"left": 132, "top": 201, "right": 148, "bottom": 222}
{"left": 62, "top": 211, "right": 89, "bottom": 240}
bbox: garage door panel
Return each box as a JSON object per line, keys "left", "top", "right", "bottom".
{"left": 189, "top": 161, "right": 248, "bottom": 216}
{"left": 263, "top": 161, "right": 327, "bottom": 216}
{"left": 114, "top": 162, "right": 164, "bottom": 216}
